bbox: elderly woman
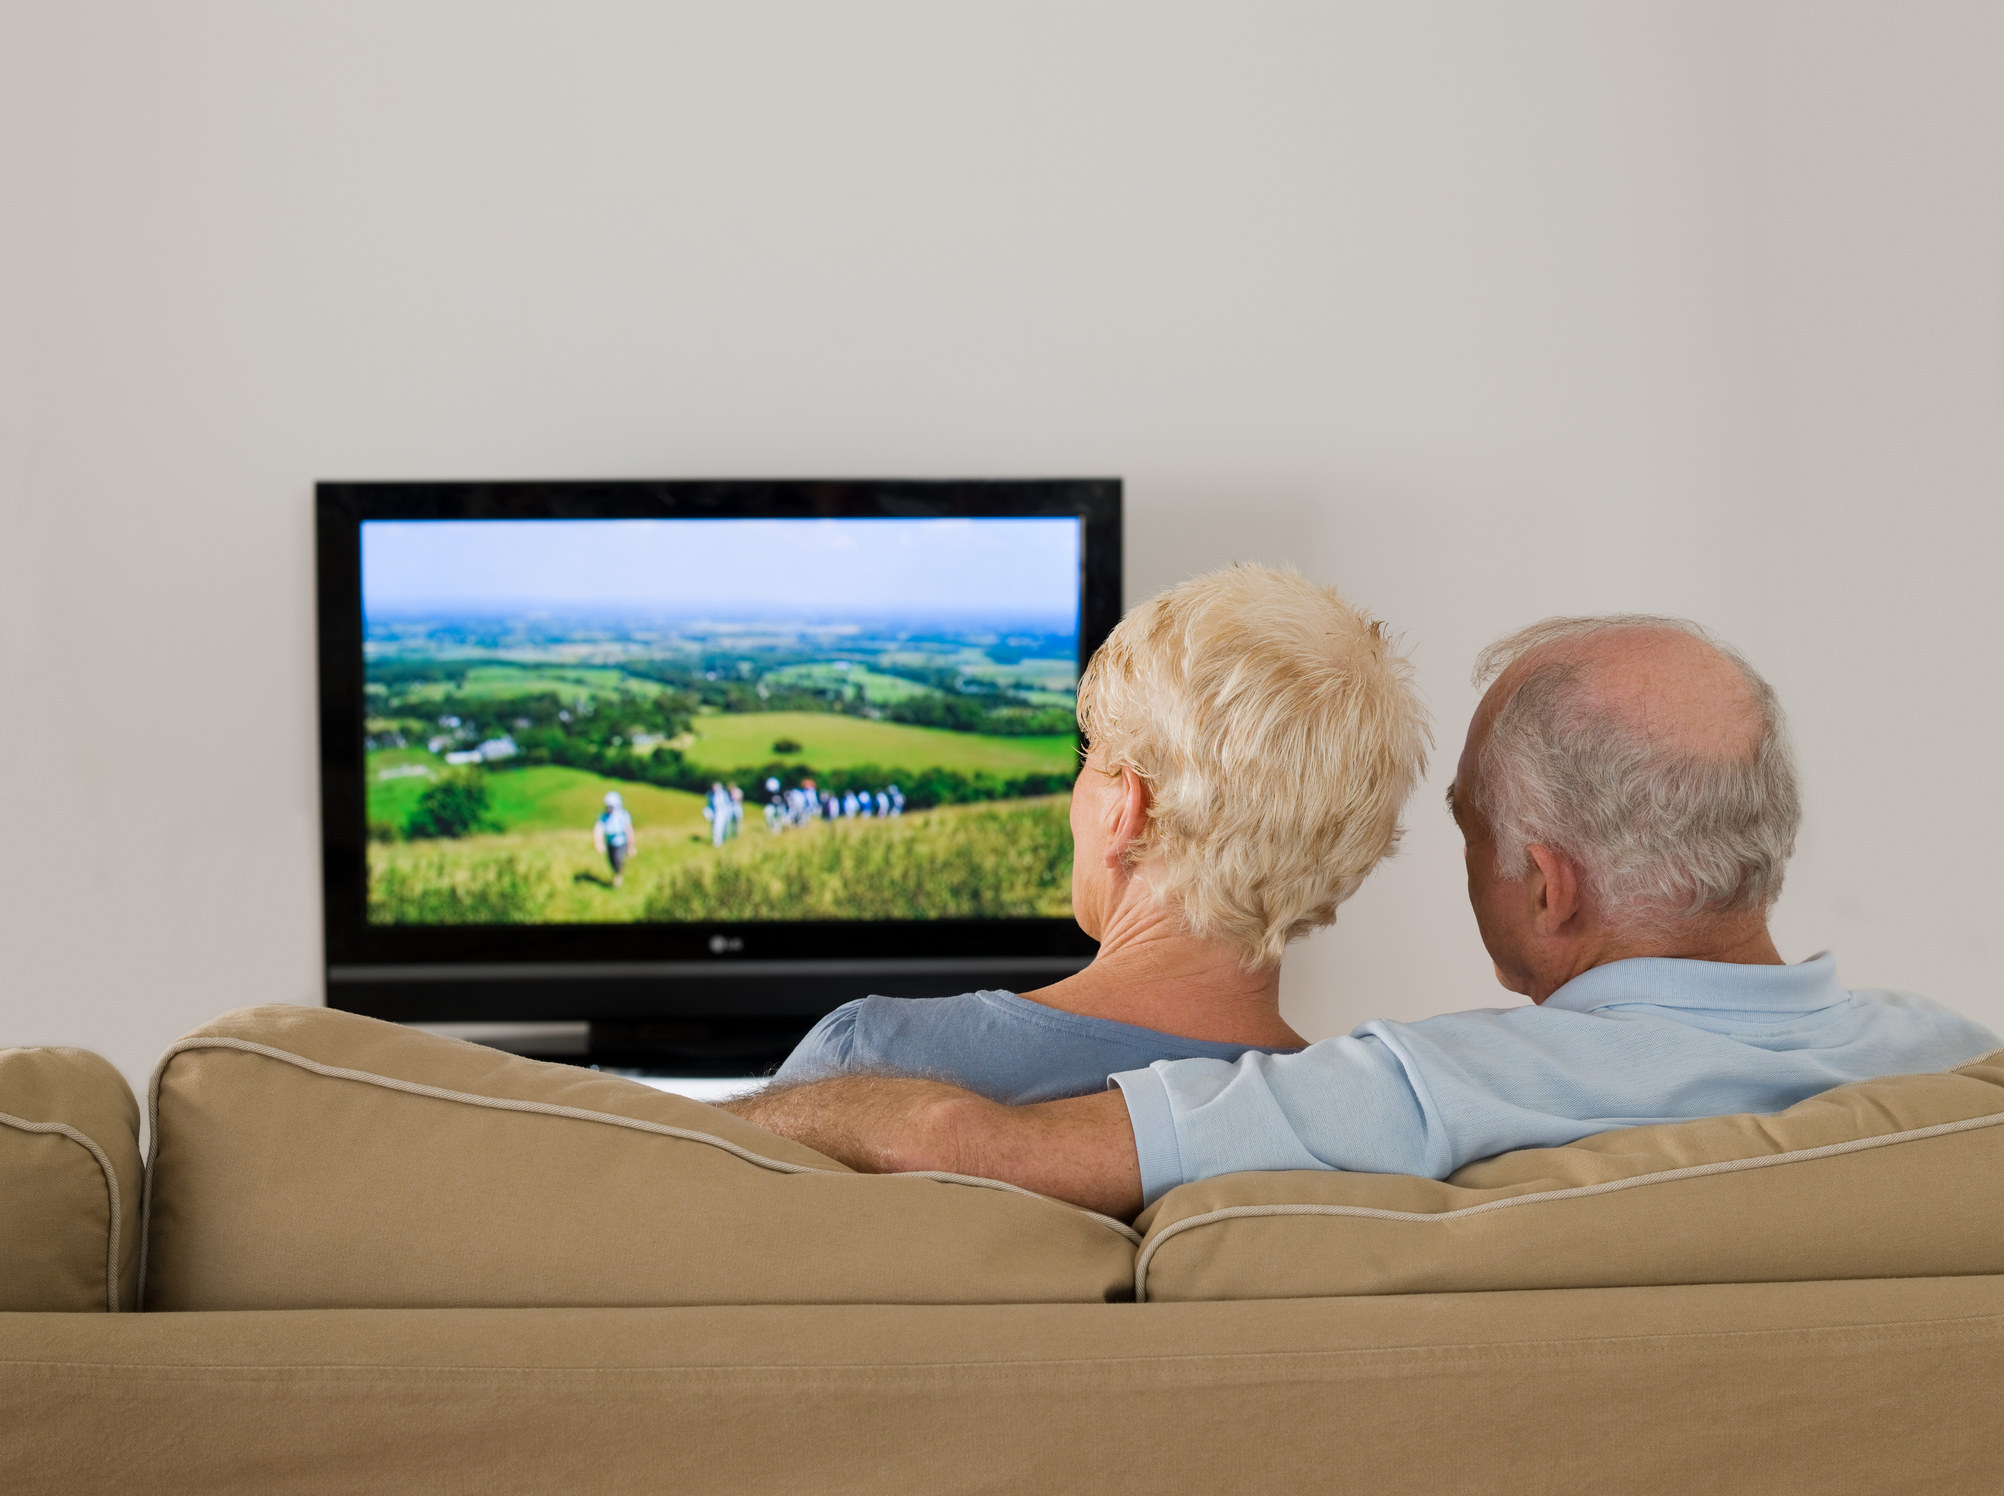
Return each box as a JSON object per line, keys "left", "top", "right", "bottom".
{"left": 768, "top": 563, "right": 1430, "bottom": 1103}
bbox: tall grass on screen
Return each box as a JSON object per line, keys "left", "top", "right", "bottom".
{"left": 642, "top": 798, "right": 1074, "bottom": 922}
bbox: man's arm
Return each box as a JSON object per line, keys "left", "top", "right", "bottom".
{"left": 721, "top": 1077, "right": 1144, "bottom": 1219}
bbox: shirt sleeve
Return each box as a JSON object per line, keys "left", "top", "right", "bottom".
{"left": 1110, "top": 974, "right": 2004, "bottom": 1207}
{"left": 770, "top": 1000, "right": 867, "bottom": 1084}
{"left": 1110, "top": 1034, "right": 1444, "bottom": 1206}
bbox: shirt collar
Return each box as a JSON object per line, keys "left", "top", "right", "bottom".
{"left": 1542, "top": 951, "right": 1846, "bottom": 1015}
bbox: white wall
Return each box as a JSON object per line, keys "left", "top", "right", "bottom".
{"left": 3, "top": 1, "right": 1999, "bottom": 1096}
{"left": 1746, "top": 1, "right": 2004, "bottom": 1013}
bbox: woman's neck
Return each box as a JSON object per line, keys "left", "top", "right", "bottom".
{"left": 1018, "top": 902, "right": 1304, "bottom": 1048}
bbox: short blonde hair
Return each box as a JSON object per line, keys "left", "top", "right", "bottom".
{"left": 1076, "top": 563, "right": 1430, "bottom": 967}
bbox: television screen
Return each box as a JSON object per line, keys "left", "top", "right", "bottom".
{"left": 319, "top": 480, "right": 1117, "bottom": 1042}
{"left": 359, "top": 516, "right": 1085, "bottom": 927}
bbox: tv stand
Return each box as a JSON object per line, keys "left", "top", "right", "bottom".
{"left": 410, "top": 1016, "right": 808, "bottom": 1076}
{"left": 374, "top": 955, "right": 1091, "bottom": 1077}
{"left": 585, "top": 1016, "right": 814, "bottom": 1076}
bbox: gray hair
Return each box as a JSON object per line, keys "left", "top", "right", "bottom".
{"left": 1467, "top": 615, "right": 1800, "bottom": 930}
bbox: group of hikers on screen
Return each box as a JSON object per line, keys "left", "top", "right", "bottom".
{"left": 588, "top": 777, "right": 911, "bottom": 888}
{"left": 702, "top": 777, "right": 909, "bottom": 848}
{"left": 759, "top": 777, "right": 905, "bottom": 837}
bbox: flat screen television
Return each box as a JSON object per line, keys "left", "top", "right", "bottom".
{"left": 318, "top": 479, "right": 1121, "bottom": 1072}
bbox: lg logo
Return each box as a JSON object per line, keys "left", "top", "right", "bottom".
{"left": 708, "top": 934, "right": 744, "bottom": 954}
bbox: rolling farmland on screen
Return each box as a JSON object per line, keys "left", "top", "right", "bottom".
{"left": 360, "top": 516, "right": 1083, "bottom": 925}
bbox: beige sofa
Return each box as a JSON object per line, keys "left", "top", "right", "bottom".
{"left": 6, "top": 1006, "right": 2003, "bottom": 1494}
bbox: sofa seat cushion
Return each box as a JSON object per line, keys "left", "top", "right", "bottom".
{"left": 0, "top": 1047, "right": 142, "bottom": 1311}
{"left": 1133, "top": 1047, "right": 2004, "bottom": 1302}
{"left": 8, "top": 1281, "right": 2004, "bottom": 1494}
{"left": 142, "top": 1005, "right": 1137, "bottom": 1311}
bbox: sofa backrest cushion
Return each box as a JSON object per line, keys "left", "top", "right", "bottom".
{"left": 0, "top": 1047, "right": 142, "bottom": 1311}
{"left": 1134, "top": 1048, "right": 2004, "bottom": 1302}
{"left": 142, "top": 1006, "right": 1137, "bottom": 1310}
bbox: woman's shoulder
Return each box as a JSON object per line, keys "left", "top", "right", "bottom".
{"left": 769, "top": 992, "right": 1000, "bottom": 1083}
{"left": 769, "top": 998, "right": 868, "bottom": 1082}
{"left": 843, "top": 991, "right": 1018, "bottom": 1051}
{"left": 774, "top": 991, "right": 1295, "bottom": 1103}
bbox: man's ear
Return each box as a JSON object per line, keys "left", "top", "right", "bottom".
{"left": 1104, "top": 765, "right": 1152, "bottom": 868}
{"left": 1524, "top": 843, "right": 1583, "bottom": 933}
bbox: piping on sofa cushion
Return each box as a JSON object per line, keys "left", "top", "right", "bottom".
{"left": 0, "top": 1047, "right": 142, "bottom": 1312}
{"left": 1134, "top": 1046, "right": 2004, "bottom": 1301}
{"left": 142, "top": 1005, "right": 1139, "bottom": 1311}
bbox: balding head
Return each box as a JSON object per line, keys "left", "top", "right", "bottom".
{"left": 1479, "top": 621, "right": 1763, "bottom": 761}
{"left": 1458, "top": 615, "right": 1800, "bottom": 935}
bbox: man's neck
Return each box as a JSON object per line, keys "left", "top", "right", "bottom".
{"left": 1532, "top": 915, "right": 1786, "bottom": 1002}
{"left": 1018, "top": 906, "right": 1303, "bottom": 1048}
{"left": 1604, "top": 914, "right": 1786, "bottom": 970}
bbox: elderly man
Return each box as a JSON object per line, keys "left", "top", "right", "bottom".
{"left": 725, "top": 614, "right": 1998, "bottom": 1218}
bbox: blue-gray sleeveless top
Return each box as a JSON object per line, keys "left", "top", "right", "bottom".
{"left": 771, "top": 989, "right": 1301, "bottom": 1104}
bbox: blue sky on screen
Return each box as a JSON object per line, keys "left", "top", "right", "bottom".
{"left": 363, "top": 517, "right": 1082, "bottom": 626}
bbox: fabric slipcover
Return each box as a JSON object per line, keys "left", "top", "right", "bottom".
{"left": 0, "top": 1046, "right": 142, "bottom": 1312}
{"left": 1135, "top": 1047, "right": 2004, "bottom": 1302}
{"left": 142, "top": 1005, "right": 1137, "bottom": 1310}
{"left": 5, "top": 1279, "right": 2004, "bottom": 1494}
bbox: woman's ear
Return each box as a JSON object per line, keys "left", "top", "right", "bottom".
{"left": 1104, "top": 765, "right": 1152, "bottom": 868}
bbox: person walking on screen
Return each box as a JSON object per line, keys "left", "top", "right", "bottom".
{"left": 593, "top": 791, "right": 636, "bottom": 888}
{"left": 705, "top": 782, "right": 734, "bottom": 848}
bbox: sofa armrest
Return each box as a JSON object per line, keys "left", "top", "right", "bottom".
{"left": 0, "top": 1047, "right": 141, "bottom": 1311}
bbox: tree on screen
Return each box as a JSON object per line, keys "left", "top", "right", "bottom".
{"left": 405, "top": 770, "right": 500, "bottom": 840}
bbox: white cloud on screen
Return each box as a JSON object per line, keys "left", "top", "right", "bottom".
{"left": 361, "top": 517, "right": 1082, "bottom": 625}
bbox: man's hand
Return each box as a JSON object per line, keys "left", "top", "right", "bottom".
{"left": 722, "top": 1077, "right": 1144, "bottom": 1219}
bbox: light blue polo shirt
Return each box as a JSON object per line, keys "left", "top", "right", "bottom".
{"left": 1110, "top": 953, "right": 2001, "bottom": 1206}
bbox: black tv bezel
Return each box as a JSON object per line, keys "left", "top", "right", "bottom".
{"left": 318, "top": 478, "right": 1120, "bottom": 1027}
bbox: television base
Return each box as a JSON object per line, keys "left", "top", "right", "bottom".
{"left": 375, "top": 955, "right": 1093, "bottom": 1076}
